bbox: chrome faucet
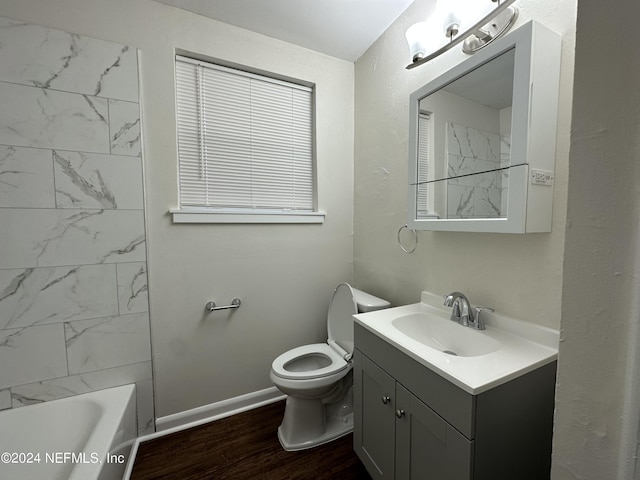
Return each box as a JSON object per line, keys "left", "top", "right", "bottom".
{"left": 443, "top": 292, "right": 494, "bottom": 330}
{"left": 443, "top": 292, "right": 473, "bottom": 326}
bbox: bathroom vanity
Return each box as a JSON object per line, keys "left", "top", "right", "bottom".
{"left": 352, "top": 294, "right": 558, "bottom": 480}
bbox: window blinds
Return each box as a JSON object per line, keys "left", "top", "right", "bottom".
{"left": 175, "top": 56, "right": 314, "bottom": 211}
{"left": 416, "top": 112, "right": 430, "bottom": 217}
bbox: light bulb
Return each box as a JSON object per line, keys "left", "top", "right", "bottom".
{"left": 405, "top": 22, "right": 429, "bottom": 62}
{"left": 441, "top": 10, "right": 461, "bottom": 38}
{"left": 436, "top": 0, "right": 498, "bottom": 33}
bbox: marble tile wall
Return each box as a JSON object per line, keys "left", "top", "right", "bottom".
{"left": 0, "top": 16, "right": 154, "bottom": 435}
{"left": 446, "top": 122, "right": 507, "bottom": 219}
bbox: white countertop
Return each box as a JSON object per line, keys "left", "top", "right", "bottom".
{"left": 354, "top": 291, "right": 559, "bottom": 395}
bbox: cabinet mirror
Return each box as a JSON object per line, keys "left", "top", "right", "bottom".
{"left": 407, "top": 21, "right": 561, "bottom": 233}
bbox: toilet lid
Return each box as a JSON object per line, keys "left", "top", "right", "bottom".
{"left": 327, "top": 282, "right": 357, "bottom": 355}
{"left": 272, "top": 343, "right": 348, "bottom": 380}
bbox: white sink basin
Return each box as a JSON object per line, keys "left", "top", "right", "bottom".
{"left": 354, "top": 291, "right": 559, "bottom": 394}
{"left": 392, "top": 313, "right": 501, "bottom": 357}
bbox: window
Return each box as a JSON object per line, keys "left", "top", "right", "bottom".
{"left": 416, "top": 111, "right": 434, "bottom": 218}
{"left": 172, "top": 56, "right": 323, "bottom": 223}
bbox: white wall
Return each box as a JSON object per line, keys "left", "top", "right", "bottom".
{"left": 553, "top": 1, "right": 640, "bottom": 478}
{"left": 0, "top": 0, "right": 355, "bottom": 418}
{"left": 353, "top": 0, "right": 577, "bottom": 328}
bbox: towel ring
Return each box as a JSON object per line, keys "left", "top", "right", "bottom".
{"left": 397, "top": 225, "right": 418, "bottom": 254}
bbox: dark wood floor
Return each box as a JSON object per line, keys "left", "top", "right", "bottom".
{"left": 130, "top": 400, "right": 372, "bottom": 480}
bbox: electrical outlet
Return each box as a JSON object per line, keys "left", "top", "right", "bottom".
{"left": 531, "top": 169, "right": 554, "bottom": 186}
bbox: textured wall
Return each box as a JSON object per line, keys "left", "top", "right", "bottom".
{"left": 353, "top": 0, "right": 577, "bottom": 329}
{"left": 552, "top": 0, "right": 640, "bottom": 477}
{"left": 0, "top": 17, "right": 154, "bottom": 434}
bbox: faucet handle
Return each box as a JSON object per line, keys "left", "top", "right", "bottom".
{"left": 472, "top": 307, "right": 494, "bottom": 330}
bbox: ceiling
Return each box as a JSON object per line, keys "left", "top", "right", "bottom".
{"left": 151, "top": 0, "right": 416, "bottom": 62}
{"left": 443, "top": 48, "right": 515, "bottom": 110}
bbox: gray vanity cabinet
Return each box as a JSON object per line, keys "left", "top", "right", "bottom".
{"left": 353, "top": 323, "right": 556, "bottom": 480}
{"left": 354, "top": 351, "right": 471, "bottom": 480}
{"left": 354, "top": 351, "right": 395, "bottom": 478}
{"left": 395, "top": 384, "right": 472, "bottom": 479}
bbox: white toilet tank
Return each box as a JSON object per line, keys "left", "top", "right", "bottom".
{"left": 352, "top": 287, "right": 391, "bottom": 313}
{"left": 327, "top": 283, "right": 390, "bottom": 358}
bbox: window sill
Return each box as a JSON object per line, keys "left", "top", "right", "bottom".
{"left": 170, "top": 208, "right": 325, "bottom": 224}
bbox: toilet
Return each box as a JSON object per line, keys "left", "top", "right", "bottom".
{"left": 270, "top": 282, "right": 390, "bottom": 451}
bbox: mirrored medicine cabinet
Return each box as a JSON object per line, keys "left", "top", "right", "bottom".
{"left": 407, "top": 21, "right": 562, "bottom": 233}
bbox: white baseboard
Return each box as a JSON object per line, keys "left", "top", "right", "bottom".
{"left": 155, "top": 386, "right": 285, "bottom": 433}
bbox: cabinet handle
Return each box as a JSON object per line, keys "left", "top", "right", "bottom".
{"left": 381, "top": 395, "right": 391, "bottom": 405}
{"left": 396, "top": 409, "right": 405, "bottom": 418}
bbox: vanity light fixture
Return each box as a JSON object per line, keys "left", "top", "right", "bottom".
{"left": 405, "top": 0, "right": 518, "bottom": 69}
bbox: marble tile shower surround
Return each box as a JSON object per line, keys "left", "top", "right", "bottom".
{"left": 0, "top": 16, "right": 153, "bottom": 434}
{"left": 446, "top": 122, "right": 510, "bottom": 219}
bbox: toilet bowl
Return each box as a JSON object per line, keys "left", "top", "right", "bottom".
{"left": 270, "top": 282, "right": 390, "bottom": 451}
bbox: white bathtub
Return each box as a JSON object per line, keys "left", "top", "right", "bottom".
{"left": 0, "top": 384, "right": 137, "bottom": 480}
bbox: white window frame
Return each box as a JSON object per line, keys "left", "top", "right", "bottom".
{"left": 170, "top": 55, "right": 324, "bottom": 224}
{"left": 416, "top": 111, "right": 437, "bottom": 218}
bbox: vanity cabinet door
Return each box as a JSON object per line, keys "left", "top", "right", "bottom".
{"left": 395, "top": 385, "right": 472, "bottom": 480}
{"left": 354, "top": 350, "right": 396, "bottom": 480}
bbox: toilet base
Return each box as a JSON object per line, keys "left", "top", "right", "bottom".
{"left": 276, "top": 391, "right": 354, "bottom": 451}
{"left": 277, "top": 411, "right": 353, "bottom": 451}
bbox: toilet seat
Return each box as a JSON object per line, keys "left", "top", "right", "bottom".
{"left": 271, "top": 343, "right": 348, "bottom": 380}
